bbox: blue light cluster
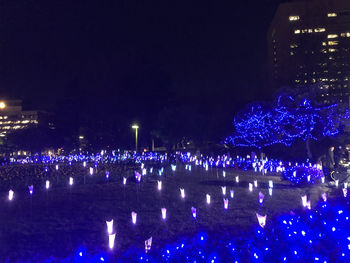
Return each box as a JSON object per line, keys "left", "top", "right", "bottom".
{"left": 225, "top": 95, "right": 349, "bottom": 149}
{"left": 282, "top": 165, "right": 324, "bottom": 185}
{"left": 35, "top": 199, "right": 350, "bottom": 262}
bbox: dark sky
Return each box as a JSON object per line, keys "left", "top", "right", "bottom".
{"left": 0, "top": 0, "right": 286, "bottom": 140}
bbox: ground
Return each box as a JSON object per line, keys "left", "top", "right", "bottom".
{"left": 0, "top": 163, "right": 336, "bottom": 261}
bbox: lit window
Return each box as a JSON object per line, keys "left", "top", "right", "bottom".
{"left": 328, "top": 48, "right": 336, "bottom": 52}
{"left": 289, "top": 16, "right": 300, "bottom": 21}
{"left": 290, "top": 44, "right": 298, "bottom": 48}
{"left": 294, "top": 29, "right": 301, "bottom": 34}
{"left": 290, "top": 51, "right": 295, "bottom": 56}
{"left": 341, "top": 32, "right": 350, "bottom": 37}
{"left": 322, "top": 42, "right": 327, "bottom": 46}
{"left": 327, "top": 34, "right": 338, "bottom": 39}
{"left": 327, "top": 13, "right": 337, "bottom": 17}
{"left": 328, "top": 41, "right": 338, "bottom": 45}
{"left": 314, "top": 28, "right": 326, "bottom": 32}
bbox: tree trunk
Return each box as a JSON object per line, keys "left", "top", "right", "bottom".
{"left": 306, "top": 137, "right": 312, "bottom": 160}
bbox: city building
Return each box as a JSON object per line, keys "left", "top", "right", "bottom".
{"left": 0, "top": 100, "right": 39, "bottom": 136}
{"left": 268, "top": 0, "right": 350, "bottom": 104}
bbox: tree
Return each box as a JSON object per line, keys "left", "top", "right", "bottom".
{"left": 226, "top": 93, "right": 349, "bottom": 158}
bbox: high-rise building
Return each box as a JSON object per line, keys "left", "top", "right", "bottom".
{"left": 268, "top": 0, "right": 350, "bottom": 104}
{"left": 0, "top": 100, "right": 39, "bottom": 136}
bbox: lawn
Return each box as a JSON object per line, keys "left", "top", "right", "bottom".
{"left": 0, "top": 163, "right": 336, "bottom": 261}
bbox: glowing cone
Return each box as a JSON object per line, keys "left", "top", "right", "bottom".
{"left": 254, "top": 180, "right": 258, "bottom": 188}
{"left": 230, "top": 190, "right": 234, "bottom": 198}
{"left": 108, "top": 233, "right": 116, "bottom": 249}
{"left": 131, "top": 212, "right": 137, "bottom": 224}
{"left": 157, "top": 180, "right": 162, "bottom": 191}
{"left": 28, "top": 185, "right": 34, "bottom": 195}
{"left": 249, "top": 183, "right": 253, "bottom": 192}
{"left": 343, "top": 188, "right": 348, "bottom": 198}
{"left": 269, "top": 188, "right": 273, "bottom": 196}
{"left": 259, "top": 192, "right": 264, "bottom": 204}
{"left": 256, "top": 213, "right": 267, "bottom": 228}
{"left": 69, "top": 177, "right": 74, "bottom": 186}
{"left": 206, "top": 194, "right": 211, "bottom": 204}
{"left": 145, "top": 237, "right": 152, "bottom": 253}
{"left": 321, "top": 193, "right": 327, "bottom": 202}
{"left": 161, "top": 208, "right": 167, "bottom": 220}
{"left": 123, "top": 177, "right": 127, "bottom": 185}
{"left": 224, "top": 198, "right": 229, "bottom": 209}
{"left": 191, "top": 207, "right": 197, "bottom": 218}
{"left": 106, "top": 219, "right": 113, "bottom": 234}
{"left": 221, "top": 186, "right": 226, "bottom": 196}
{"left": 235, "top": 176, "right": 239, "bottom": 183}
{"left": 269, "top": 180, "right": 273, "bottom": 188}
{"left": 8, "top": 189, "right": 14, "bottom": 201}
{"left": 180, "top": 188, "right": 185, "bottom": 199}
{"left": 45, "top": 180, "right": 50, "bottom": 190}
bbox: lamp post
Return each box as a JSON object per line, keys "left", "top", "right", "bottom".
{"left": 132, "top": 124, "right": 139, "bottom": 152}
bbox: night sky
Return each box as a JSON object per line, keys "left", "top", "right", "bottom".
{"left": 0, "top": 0, "right": 287, "bottom": 145}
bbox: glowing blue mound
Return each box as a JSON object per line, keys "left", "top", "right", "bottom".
{"left": 36, "top": 198, "right": 350, "bottom": 263}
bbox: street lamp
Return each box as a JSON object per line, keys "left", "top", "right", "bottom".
{"left": 0, "top": 101, "right": 6, "bottom": 109}
{"left": 132, "top": 124, "right": 139, "bottom": 152}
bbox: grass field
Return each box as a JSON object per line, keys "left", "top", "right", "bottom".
{"left": 0, "top": 163, "right": 334, "bottom": 261}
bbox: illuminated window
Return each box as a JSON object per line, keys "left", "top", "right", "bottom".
{"left": 327, "top": 13, "right": 337, "bottom": 17}
{"left": 328, "top": 41, "right": 338, "bottom": 45}
{"left": 328, "top": 48, "right": 336, "bottom": 52}
{"left": 290, "top": 44, "right": 298, "bottom": 48}
{"left": 327, "top": 34, "right": 338, "bottom": 39}
{"left": 290, "top": 51, "right": 295, "bottom": 56}
{"left": 289, "top": 16, "right": 300, "bottom": 21}
{"left": 314, "top": 28, "right": 326, "bottom": 32}
{"left": 341, "top": 32, "right": 350, "bottom": 37}
{"left": 322, "top": 42, "right": 327, "bottom": 46}
{"left": 294, "top": 29, "right": 300, "bottom": 34}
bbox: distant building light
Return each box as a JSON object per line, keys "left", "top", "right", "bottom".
{"left": 79, "top": 136, "right": 84, "bottom": 140}
{"left": 289, "top": 16, "right": 300, "bottom": 21}
{"left": 328, "top": 41, "right": 338, "bottom": 45}
{"left": 328, "top": 13, "right": 337, "bottom": 17}
{"left": 294, "top": 29, "right": 301, "bottom": 34}
{"left": 327, "top": 34, "right": 338, "bottom": 39}
{"left": 0, "top": 102, "right": 6, "bottom": 109}
{"left": 314, "top": 28, "right": 326, "bottom": 33}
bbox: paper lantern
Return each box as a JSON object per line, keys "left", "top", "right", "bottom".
{"left": 106, "top": 219, "right": 113, "bottom": 234}
{"left": 135, "top": 171, "right": 141, "bottom": 183}
{"left": 269, "top": 180, "right": 273, "bottom": 188}
{"left": 161, "top": 208, "right": 167, "bottom": 220}
{"left": 206, "top": 194, "right": 211, "bottom": 204}
{"left": 254, "top": 180, "right": 258, "bottom": 188}
{"left": 145, "top": 237, "right": 152, "bottom": 253}
{"left": 191, "top": 207, "right": 197, "bottom": 218}
{"left": 230, "top": 190, "right": 234, "bottom": 198}
{"left": 188, "top": 165, "right": 192, "bottom": 171}
{"left": 321, "top": 177, "right": 325, "bottom": 184}
{"left": 123, "top": 177, "right": 127, "bottom": 185}
{"left": 321, "top": 192, "right": 327, "bottom": 202}
{"left": 105, "top": 171, "right": 109, "bottom": 179}
{"left": 142, "top": 169, "right": 147, "bottom": 176}
{"left": 150, "top": 167, "right": 153, "bottom": 173}
{"left": 256, "top": 213, "right": 267, "bottom": 228}
{"left": 306, "top": 200, "right": 311, "bottom": 209}
{"left": 235, "top": 176, "right": 239, "bottom": 183}
{"left": 45, "top": 180, "right": 50, "bottom": 190}
{"left": 301, "top": 195, "right": 308, "bottom": 207}
{"left": 307, "top": 175, "right": 311, "bottom": 182}
{"left": 223, "top": 198, "right": 229, "bottom": 209}
{"left": 28, "top": 185, "right": 34, "bottom": 195}
{"left": 69, "top": 177, "right": 74, "bottom": 186}
{"left": 343, "top": 188, "right": 348, "bottom": 198}
{"left": 259, "top": 192, "right": 264, "bottom": 204}
{"left": 108, "top": 233, "right": 116, "bottom": 249}
{"left": 89, "top": 167, "right": 93, "bottom": 175}
{"left": 8, "top": 189, "right": 14, "bottom": 201}
{"left": 335, "top": 180, "right": 339, "bottom": 188}
{"left": 55, "top": 165, "right": 59, "bottom": 170}
{"left": 223, "top": 171, "right": 226, "bottom": 178}
{"left": 249, "top": 183, "right": 253, "bottom": 192}
{"left": 157, "top": 180, "right": 162, "bottom": 191}
{"left": 344, "top": 183, "right": 348, "bottom": 189}
{"left": 180, "top": 188, "right": 185, "bottom": 199}
{"left": 221, "top": 186, "right": 226, "bottom": 196}
{"left": 83, "top": 161, "right": 86, "bottom": 167}
{"left": 131, "top": 212, "right": 137, "bottom": 224}
{"left": 269, "top": 188, "right": 273, "bottom": 196}
{"left": 171, "top": 165, "right": 176, "bottom": 172}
